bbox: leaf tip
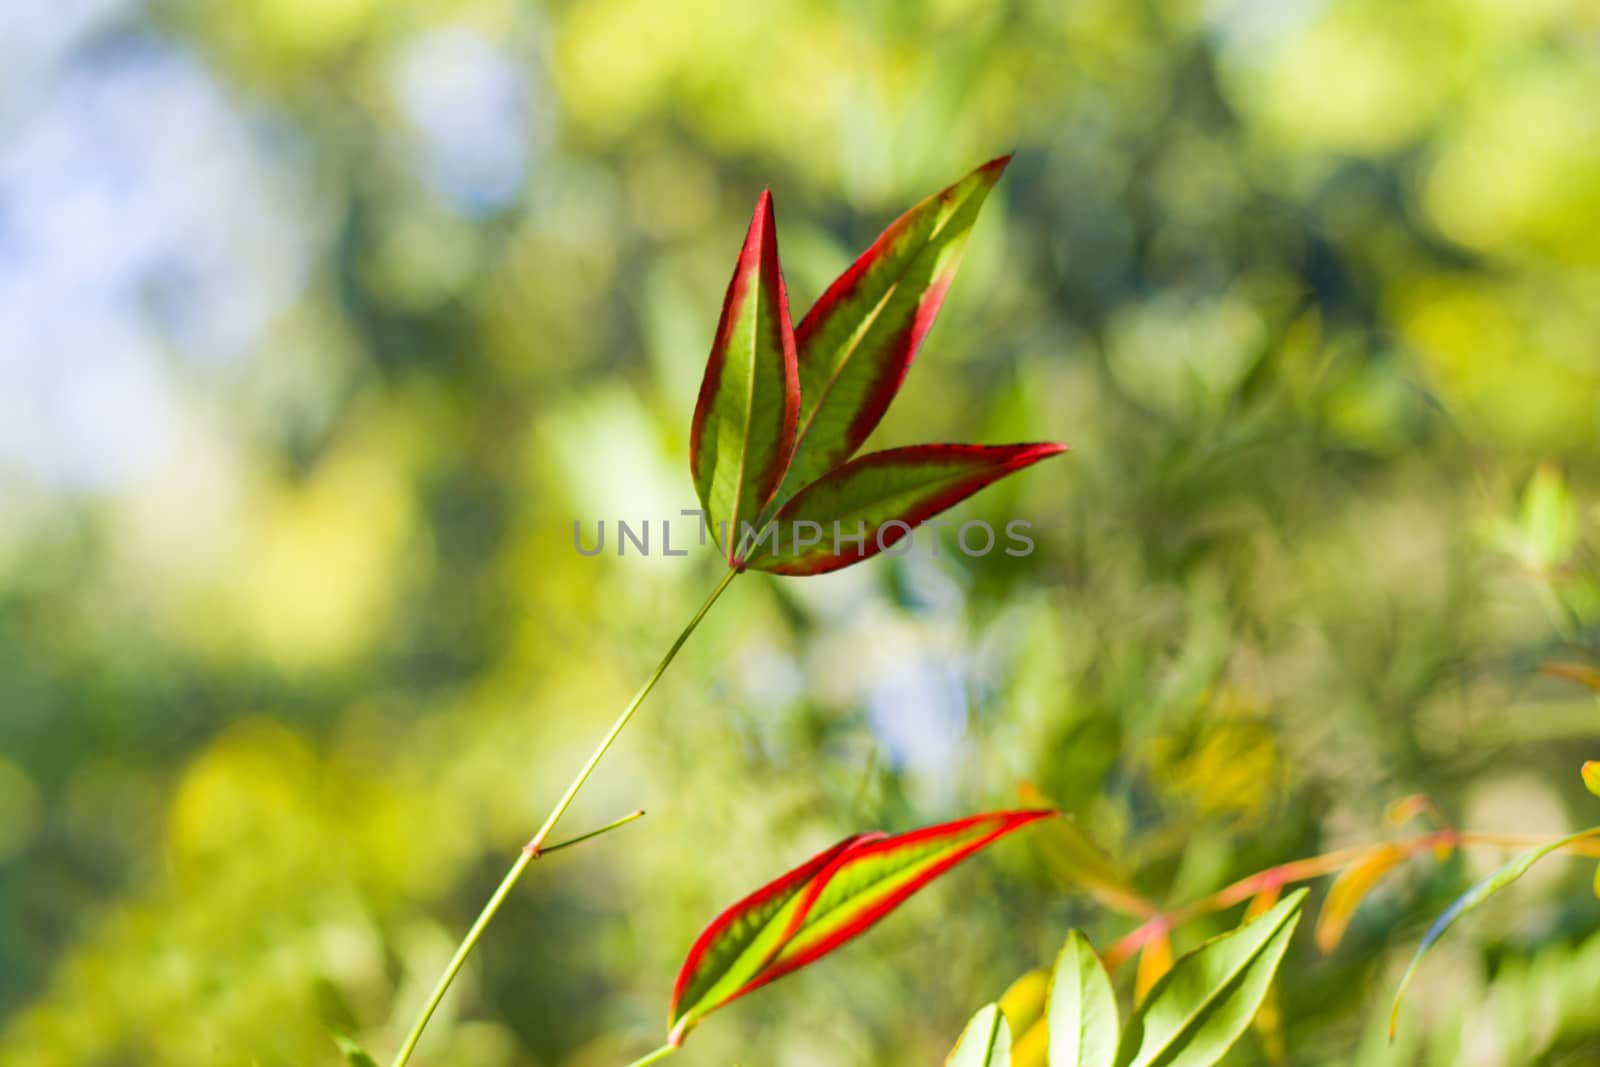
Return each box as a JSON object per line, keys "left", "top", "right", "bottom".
{"left": 1583, "top": 761, "right": 1600, "bottom": 798}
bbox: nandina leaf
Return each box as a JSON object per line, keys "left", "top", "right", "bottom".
{"left": 997, "top": 969, "right": 1050, "bottom": 1036}
{"left": 739, "top": 442, "right": 1066, "bottom": 575}
{"left": 689, "top": 189, "right": 800, "bottom": 564}
{"left": 767, "top": 157, "right": 1012, "bottom": 512}
{"left": 1115, "top": 890, "right": 1306, "bottom": 1067}
{"left": 947, "top": 1003, "right": 1013, "bottom": 1067}
{"left": 666, "top": 809, "right": 1055, "bottom": 1045}
{"left": 1389, "top": 827, "right": 1600, "bottom": 1039}
{"left": 1048, "top": 931, "right": 1119, "bottom": 1067}
{"left": 668, "top": 833, "right": 872, "bottom": 1040}
{"left": 1314, "top": 844, "right": 1404, "bottom": 953}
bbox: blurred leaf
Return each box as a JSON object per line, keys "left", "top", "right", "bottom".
{"left": 773, "top": 156, "right": 1011, "bottom": 508}
{"left": 1541, "top": 662, "right": 1600, "bottom": 693}
{"left": 1048, "top": 931, "right": 1119, "bottom": 1067}
{"left": 946, "top": 1003, "right": 1012, "bottom": 1067}
{"left": 1517, "top": 464, "right": 1575, "bottom": 571}
{"left": 1012, "top": 1018, "right": 1049, "bottom": 1067}
{"left": 1385, "top": 795, "right": 1431, "bottom": 827}
{"left": 1115, "top": 890, "right": 1307, "bottom": 1067}
{"left": 1244, "top": 885, "right": 1286, "bottom": 1063}
{"left": 742, "top": 443, "right": 1066, "bottom": 575}
{"left": 998, "top": 969, "right": 1050, "bottom": 1036}
{"left": 1020, "top": 782, "right": 1152, "bottom": 918}
{"left": 668, "top": 809, "right": 1055, "bottom": 1044}
{"left": 1133, "top": 930, "right": 1173, "bottom": 1005}
{"left": 690, "top": 189, "right": 799, "bottom": 565}
{"left": 1390, "top": 828, "right": 1600, "bottom": 1038}
{"left": 331, "top": 1034, "right": 378, "bottom": 1067}
{"left": 1584, "top": 762, "right": 1600, "bottom": 798}
{"left": 1316, "top": 844, "right": 1405, "bottom": 953}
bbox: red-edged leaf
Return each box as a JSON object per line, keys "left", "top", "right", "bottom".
{"left": 767, "top": 157, "right": 1011, "bottom": 511}
{"left": 666, "top": 808, "right": 1055, "bottom": 1045}
{"left": 690, "top": 189, "right": 800, "bottom": 564}
{"left": 740, "top": 442, "right": 1066, "bottom": 575}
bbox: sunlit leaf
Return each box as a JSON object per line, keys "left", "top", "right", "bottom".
{"left": 1390, "top": 828, "right": 1600, "bottom": 1038}
{"left": 689, "top": 189, "right": 799, "bottom": 565}
{"left": 741, "top": 443, "right": 1066, "bottom": 575}
{"left": 1115, "top": 890, "right": 1306, "bottom": 1067}
{"left": 667, "top": 809, "right": 1055, "bottom": 1045}
{"left": 946, "top": 1003, "right": 1012, "bottom": 1067}
{"left": 771, "top": 157, "right": 1011, "bottom": 510}
{"left": 1243, "top": 886, "right": 1286, "bottom": 1065}
{"left": 1315, "top": 844, "right": 1404, "bottom": 953}
{"left": 1048, "top": 931, "right": 1119, "bottom": 1067}
{"left": 1583, "top": 761, "right": 1600, "bottom": 798}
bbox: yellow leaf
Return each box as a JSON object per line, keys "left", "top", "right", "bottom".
{"left": 1134, "top": 930, "right": 1173, "bottom": 1004}
{"left": 1244, "top": 883, "right": 1283, "bottom": 922}
{"left": 1384, "top": 794, "right": 1430, "bottom": 826}
{"left": 1011, "top": 1017, "right": 1049, "bottom": 1067}
{"left": 998, "top": 970, "right": 1050, "bottom": 1036}
{"left": 1583, "top": 761, "right": 1600, "bottom": 799}
{"left": 1316, "top": 845, "right": 1405, "bottom": 953}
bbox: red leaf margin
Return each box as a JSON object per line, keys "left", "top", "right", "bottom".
{"left": 688, "top": 188, "right": 801, "bottom": 557}
{"left": 667, "top": 808, "right": 1057, "bottom": 1044}
{"left": 747, "top": 442, "right": 1069, "bottom": 575}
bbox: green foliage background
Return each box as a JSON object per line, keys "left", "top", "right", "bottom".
{"left": 2, "top": 0, "right": 1598, "bottom": 1064}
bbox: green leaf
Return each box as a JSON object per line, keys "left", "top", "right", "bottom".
{"left": 946, "top": 1003, "right": 1013, "bottom": 1067}
{"left": 331, "top": 1034, "right": 378, "bottom": 1067}
{"left": 1583, "top": 761, "right": 1600, "bottom": 798}
{"left": 689, "top": 189, "right": 800, "bottom": 565}
{"left": 1115, "top": 890, "right": 1306, "bottom": 1067}
{"left": 667, "top": 809, "right": 1055, "bottom": 1046}
{"left": 1389, "top": 827, "right": 1600, "bottom": 1038}
{"left": 770, "top": 156, "right": 1011, "bottom": 512}
{"left": 740, "top": 442, "right": 1066, "bottom": 575}
{"left": 1048, "top": 931, "right": 1119, "bottom": 1067}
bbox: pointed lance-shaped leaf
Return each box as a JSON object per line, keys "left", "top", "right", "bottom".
{"left": 1389, "top": 827, "right": 1600, "bottom": 1039}
{"left": 947, "top": 1003, "right": 1013, "bottom": 1067}
{"left": 667, "top": 809, "right": 1055, "bottom": 1045}
{"left": 1115, "top": 890, "right": 1306, "bottom": 1067}
{"left": 768, "top": 156, "right": 1011, "bottom": 511}
{"left": 1315, "top": 844, "right": 1404, "bottom": 954}
{"left": 689, "top": 189, "right": 800, "bottom": 564}
{"left": 741, "top": 442, "right": 1067, "bottom": 575}
{"left": 1049, "top": 931, "right": 1119, "bottom": 1067}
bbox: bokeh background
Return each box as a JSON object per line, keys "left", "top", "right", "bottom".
{"left": 3, "top": 0, "right": 1600, "bottom": 1063}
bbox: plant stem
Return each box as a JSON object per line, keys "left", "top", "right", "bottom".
{"left": 622, "top": 1044, "right": 678, "bottom": 1067}
{"left": 389, "top": 568, "right": 740, "bottom": 1067}
{"left": 539, "top": 808, "right": 648, "bottom": 857}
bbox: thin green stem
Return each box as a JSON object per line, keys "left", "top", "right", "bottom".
{"left": 389, "top": 568, "right": 740, "bottom": 1067}
{"left": 622, "top": 1044, "right": 678, "bottom": 1067}
{"left": 538, "top": 808, "right": 647, "bottom": 857}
